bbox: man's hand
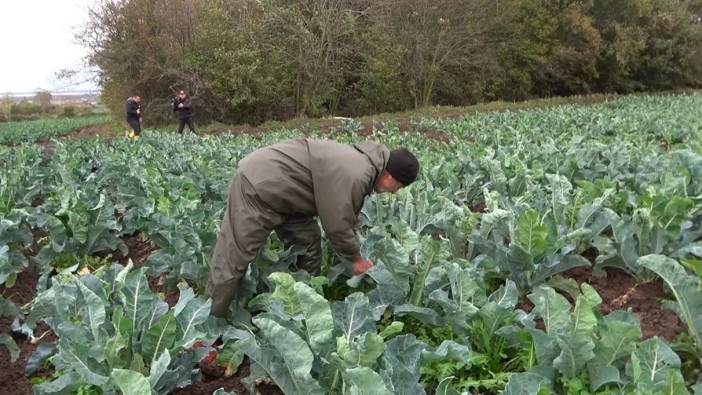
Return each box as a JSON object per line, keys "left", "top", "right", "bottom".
{"left": 352, "top": 258, "right": 374, "bottom": 274}
{"left": 178, "top": 103, "right": 184, "bottom": 108}
{"left": 136, "top": 108, "right": 141, "bottom": 115}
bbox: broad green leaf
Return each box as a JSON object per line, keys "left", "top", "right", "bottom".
{"left": 393, "top": 304, "right": 443, "bottom": 327}
{"left": 409, "top": 236, "right": 451, "bottom": 306}
{"left": 130, "top": 352, "right": 147, "bottom": 375}
{"left": 369, "top": 238, "right": 413, "bottom": 296}
{"left": 120, "top": 267, "right": 162, "bottom": 334}
{"left": 241, "top": 316, "right": 325, "bottom": 395}
{"left": 367, "top": 263, "right": 408, "bottom": 319}
{"left": 336, "top": 333, "right": 385, "bottom": 367}
{"left": 105, "top": 329, "right": 127, "bottom": 369}
{"left": 0, "top": 245, "right": 26, "bottom": 287}
{"left": 428, "top": 262, "right": 484, "bottom": 321}
{"left": 332, "top": 293, "right": 376, "bottom": 344}
{"left": 681, "top": 256, "right": 702, "bottom": 278}
{"left": 112, "top": 306, "right": 133, "bottom": 338}
{"left": 546, "top": 174, "right": 573, "bottom": 226}
{"left": 55, "top": 337, "right": 109, "bottom": 386}
{"left": 342, "top": 366, "right": 393, "bottom": 395}
{"left": 479, "top": 280, "right": 518, "bottom": 334}
{"left": 553, "top": 333, "right": 595, "bottom": 378}
{"left": 572, "top": 283, "right": 600, "bottom": 336}
{"left": 269, "top": 272, "right": 301, "bottom": 316}
{"left": 515, "top": 209, "right": 548, "bottom": 259}
{"left": 142, "top": 310, "right": 176, "bottom": 363}
{"left": 528, "top": 328, "right": 559, "bottom": 377}
{"left": 528, "top": 286, "right": 571, "bottom": 335}
{"left": 390, "top": 217, "right": 420, "bottom": 250}
{"left": 174, "top": 283, "right": 211, "bottom": 348}
{"left": 293, "top": 281, "right": 334, "bottom": 355}
{"left": 380, "top": 335, "right": 426, "bottom": 395}
{"left": 172, "top": 282, "right": 196, "bottom": 316}
{"left": 421, "top": 340, "right": 471, "bottom": 363}
{"left": 488, "top": 280, "right": 519, "bottom": 308}
{"left": 531, "top": 255, "right": 591, "bottom": 286}
{"left": 378, "top": 321, "right": 404, "bottom": 339}
{"left": 628, "top": 337, "right": 681, "bottom": 388}
{"left": 33, "top": 372, "right": 82, "bottom": 395}
{"left": 661, "top": 196, "right": 694, "bottom": 231}
{"left": 638, "top": 255, "right": 702, "bottom": 353}
{"left": 587, "top": 311, "right": 642, "bottom": 391}
{"left": 576, "top": 190, "right": 614, "bottom": 229}
{"left": 111, "top": 368, "right": 151, "bottom": 395}
{"left": 76, "top": 281, "right": 106, "bottom": 343}
{"left": 658, "top": 369, "right": 690, "bottom": 395}
{"left": 148, "top": 350, "right": 171, "bottom": 388}
{"left": 501, "top": 372, "right": 549, "bottom": 395}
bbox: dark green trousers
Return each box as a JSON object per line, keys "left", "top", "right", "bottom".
{"left": 205, "top": 174, "right": 322, "bottom": 317}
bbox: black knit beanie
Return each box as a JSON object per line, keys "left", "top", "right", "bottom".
{"left": 386, "top": 148, "right": 419, "bottom": 185}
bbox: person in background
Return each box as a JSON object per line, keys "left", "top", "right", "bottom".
{"left": 126, "top": 95, "right": 142, "bottom": 140}
{"left": 173, "top": 90, "right": 196, "bottom": 134}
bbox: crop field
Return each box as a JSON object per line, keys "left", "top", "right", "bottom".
{"left": 1, "top": 93, "right": 702, "bottom": 395}
{"left": 0, "top": 115, "right": 112, "bottom": 145}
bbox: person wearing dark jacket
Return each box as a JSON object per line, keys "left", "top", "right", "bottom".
{"left": 126, "top": 95, "right": 142, "bottom": 140}
{"left": 205, "top": 138, "right": 420, "bottom": 317}
{"left": 173, "top": 90, "right": 196, "bottom": 134}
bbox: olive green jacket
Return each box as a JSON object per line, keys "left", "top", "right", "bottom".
{"left": 238, "top": 139, "right": 389, "bottom": 260}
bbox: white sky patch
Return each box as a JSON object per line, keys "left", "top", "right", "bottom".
{"left": 0, "top": 0, "right": 98, "bottom": 93}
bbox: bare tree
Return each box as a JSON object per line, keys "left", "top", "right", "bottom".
{"left": 260, "top": 0, "right": 365, "bottom": 116}
{"left": 371, "top": 0, "right": 516, "bottom": 108}
{"left": 78, "top": 0, "right": 202, "bottom": 122}
{"left": 33, "top": 90, "right": 52, "bottom": 111}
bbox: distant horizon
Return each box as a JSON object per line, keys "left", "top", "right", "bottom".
{"left": 2, "top": 89, "right": 101, "bottom": 94}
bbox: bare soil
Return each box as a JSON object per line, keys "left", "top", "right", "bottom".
{"left": 565, "top": 266, "right": 686, "bottom": 341}
{"left": 208, "top": 117, "right": 453, "bottom": 143}
{"left": 61, "top": 124, "right": 114, "bottom": 139}
{"left": 34, "top": 124, "right": 113, "bottom": 153}
{"left": 171, "top": 359, "right": 283, "bottom": 395}
{"left": 518, "top": 266, "right": 686, "bottom": 341}
{"left": 149, "top": 273, "right": 180, "bottom": 308}
{"left": 469, "top": 202, "right": 487, "bottom": 213}
{"left": 0, "top": 268, "right": 57, "bottom": 395}
{"left": 95, "top": 231, "right": 159, "bottom": 268}
{"left": 0, "top": 266, "right": 281, "bottom": 395}
{"left": 95, "top": 232, "right": 179, "bottom": 306}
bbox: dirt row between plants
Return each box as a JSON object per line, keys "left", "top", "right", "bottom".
{"left": 38, "top": 116, "right": 456, "bottom": 145}
{"left": 564, "top": 266, "right": 685, "bottom": 341}
{"left": 101, "top": 234, "right": 283, "bottom": 394}
{"left": 0, "top": 229, "right": 279, "bottom": 395}
{"left": 206, "top": 117, "right": 453, "bottom": 143}
{"left": 1, "top": 225, "right": 688, "bottom": 395}
{"left": 0, "top": 268, "right": 56, "bottom": 395}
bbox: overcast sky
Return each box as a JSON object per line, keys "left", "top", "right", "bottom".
{"left": 0, "top": 0, "right": 97, "bottom": 93}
